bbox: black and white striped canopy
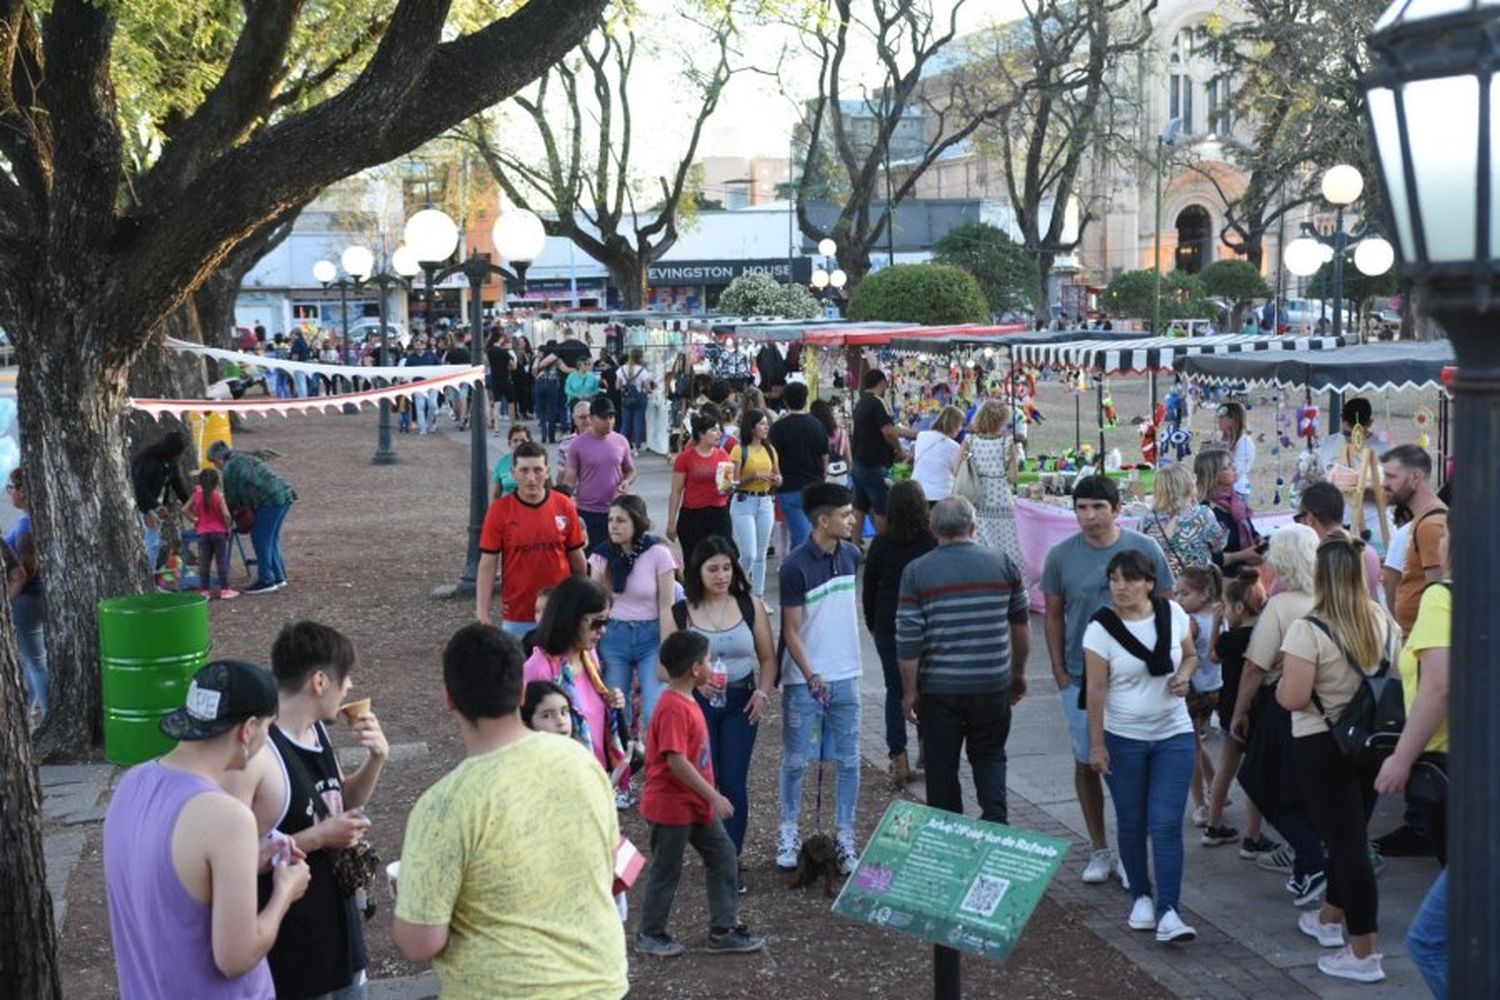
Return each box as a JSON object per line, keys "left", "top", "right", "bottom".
{"left": 1010, "top": 333, "right": 1354, "bottom": 372}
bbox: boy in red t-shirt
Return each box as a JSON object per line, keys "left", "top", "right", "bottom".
{"left": 636, "top": 632, "right": 764, "bottom": 958}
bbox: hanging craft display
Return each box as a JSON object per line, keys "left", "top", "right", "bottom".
{"left": 1296, "top": 404, "right": 1320, "bottom": 442}
{"left": 1412, "top": 404, "right": 1434, "bottom": 449}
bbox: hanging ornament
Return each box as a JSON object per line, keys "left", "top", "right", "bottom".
{"left": 1296, "top": 405, "right": 1320, "bottom": 441}
{"left": 1274, "top": 475, "right": 1285, "bottom": 507}
{"left": 1350, "top": 422, "right": 1368, "bottom": 452}
{"left": 1103, "top": 392, "right": 1118, "bottom": 428}
{"left": 1413, "top": 405, "right": 1434, "bottom": 449}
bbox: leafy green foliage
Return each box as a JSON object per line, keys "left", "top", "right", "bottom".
{"left": 930, "top": 222, "right": 1040, "bottom": 317}
{"left": 1199, "top": 259, "right": 1270, "bottom": 302}
{"left": 716, "top": 273, "right": 823, "bottom": 319}
{"left": 845, "top": 264, "right": 990, "bottom": 325}
{"left": 1103, "top": 269, "right": 1210, "bottom": 324}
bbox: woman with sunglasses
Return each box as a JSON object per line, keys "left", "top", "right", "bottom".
{"left": 523, "top": 576, "right": 627, "bottom": 771}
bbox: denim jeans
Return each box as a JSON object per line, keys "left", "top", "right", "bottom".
{"left": 638, "top": 818, "right": 740, "bottom": 937}
{"left": 414, "top": 389, "right": 436, "bottom": 433}
{"left": 249, "top": 502, "right": 292, "bottom": 586}
{"left": 775, "top": 489, "right": 812, "bottom": 552}
{"left": 501, "top": 619, "right": 535, "bottom": 640}
{"left": 730, "top": 494, "right": 775, "bottom": 595}
{"left": 598, "top": 618, "right": 665, "bottom": 732}
{"left": 872, "top": 630, "right": 908, "bottom": 758}
{"left": 1408, "top": 868, "right": 1448, "bottom": 998}
{"left": 1104, "top": 730, "right": 1194, "bottom": 912}
{"left": 141, "top": 511, "right": 163, "bottom": 573}
{"left": 696, "top": 682, "right": 760, "bottom": 853}
{"left": 196, "top": 531, "right": 231, "bottom": 590}
{"left": 780, "top": 679, "right": 861, "bottom": 832}
{"left": 534, "top": 378, "right": 562, "bottom": 441}
{"left": 13, "top": 593, "right": 46, "bottom": 718}
{"left": 922, "top": 690, "right": 1011, "bottom": 823}
{"left": 621, "top": 397, "right": 647, "bottom": 449}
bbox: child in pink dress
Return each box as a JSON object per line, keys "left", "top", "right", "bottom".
{"left": 185, "top": 468, "right": 237, "bottom": 599}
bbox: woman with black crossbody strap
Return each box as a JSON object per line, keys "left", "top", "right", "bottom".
{"left": 1277, "top": 535, "right": 1402, "bottom": 985}
{"left": 1082, "top": 548, "right": 1199, "bottom": 945}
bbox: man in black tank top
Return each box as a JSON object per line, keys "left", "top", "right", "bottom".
{"left": 222, "top": 622, "right": 389, "bottom": 999}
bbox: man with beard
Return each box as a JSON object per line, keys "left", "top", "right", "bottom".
{"left": 1381, "top": 444, "right": 1447, "bottom": 634}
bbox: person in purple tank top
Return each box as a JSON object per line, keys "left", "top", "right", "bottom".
{"left": 104, "top": 660, "right": 311, "bottom": 1000}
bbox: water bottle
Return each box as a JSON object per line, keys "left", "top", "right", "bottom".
{"left": 709, "top": 654, "right": 728, "bottom": 709}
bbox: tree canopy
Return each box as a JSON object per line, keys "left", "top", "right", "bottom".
{"left": 930, "top": 221, "right": 1040, "bottom": 317}
{"left": 1103, "top": 269, "right": 1209, "bottom": 324}
{"left": 846, "top": 263, "right": 990, "bottom": 324}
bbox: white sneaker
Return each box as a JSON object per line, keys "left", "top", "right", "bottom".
{"left": 1298, "top": 910, "right": 1346, "bottom": 948}
{"left": 1081, "top": 850, "right": 1113, "bottom": 884}
{"left": 1155, "top": 907, "right": 1197, "bottom": 943}
{"left": 835, "top": 829, "right": 859, "bottom": 875}
{"left": 1191, "top": 804, "right": 1210, "bottom": 827}
{"left": 1128, "top": 896, "right": 1156, "bottom": 931}
{"left": 1317, "top": 946, "right": 1385, "bottom": 983}
{"left": 776, "top": 824, "right": 801, "bottom": 870}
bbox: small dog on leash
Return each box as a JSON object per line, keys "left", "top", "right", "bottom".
{"left": 789, "top": 834, "right": 841, "bottom": 898}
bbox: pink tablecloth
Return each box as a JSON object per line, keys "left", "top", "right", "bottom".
{"left": 1014, "top": 498, "right": 1296, "bottom": 611}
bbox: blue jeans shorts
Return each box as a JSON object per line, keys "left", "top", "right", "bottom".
{"left": 850, "top": 461, "right": 891, "bottom": 516}
{"left": 1060, "top": 682, "right": 1091, "bottom": 764}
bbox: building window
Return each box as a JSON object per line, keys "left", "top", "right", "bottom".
{"left": 1169, "top": 75, "right": 1195, "bottom": 134}
{"left": 1207, "top": 77, "right": 1232, "bottom": 135}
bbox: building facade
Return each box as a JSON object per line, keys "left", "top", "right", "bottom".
{"left": 907, "top": 0, "right": 1288, "bottom": 294}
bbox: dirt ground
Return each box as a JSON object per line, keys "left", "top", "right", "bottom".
{"left": 56, "top": 410, "right": 1167, "bottom": 999}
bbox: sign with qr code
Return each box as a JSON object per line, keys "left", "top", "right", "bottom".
{"left": 831, "top": 801, "right": 1069, "bottom": 961}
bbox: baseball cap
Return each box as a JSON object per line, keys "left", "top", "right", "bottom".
{"left": 590, "top": 396, "right": 616, "bottom": 418}
{"left": 160, "top": 659, "right": 278, "bottom": 741}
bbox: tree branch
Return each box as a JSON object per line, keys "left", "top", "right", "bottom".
{"left": 142, "top": 0, "right": 306, "bottom": 204}
{"left": 38, "top": 0, "right": 121, "bottom": 246}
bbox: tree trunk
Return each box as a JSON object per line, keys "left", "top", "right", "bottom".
{"left": 611, "top": 262, "right": 647, "bottom": 310}
{"left": 0, "top": 592, "right": 62, "bottom": 998}
{"left": 194, "top": 269, "right": 241, "bottom": 351}
{"left": 1036, "top": 252, "right": 1056, "bottom": 314}
{"left": 128, "top": 306, "right": 208, "bottom": 456}
{"left": 23, "top": 305, "right": 150, "bottom": 759}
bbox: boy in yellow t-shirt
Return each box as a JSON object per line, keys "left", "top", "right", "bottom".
{"left": 392, "top": 624, "right": 627, "bottom": 1000}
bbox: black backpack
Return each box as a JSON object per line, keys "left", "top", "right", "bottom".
{"left": 1304, "top": 616, "right": 1404, "bottom": 768}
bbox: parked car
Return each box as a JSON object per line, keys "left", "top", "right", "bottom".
{"left": 1283, "top": 297, "right": 1355, "bottom": 333}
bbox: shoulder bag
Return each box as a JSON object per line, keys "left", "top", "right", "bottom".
{"left": 953, "top": 442, "right": 982, "bottom": 503}
{"left": 1304, "top": 616, "right": 1404, "bottom": 768}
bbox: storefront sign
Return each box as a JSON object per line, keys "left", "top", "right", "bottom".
{"left": 832, "top": 801, "right": 1069, "bottom": 961}
{"left": 648, "top": 257, "right": 813, "bottom": 285}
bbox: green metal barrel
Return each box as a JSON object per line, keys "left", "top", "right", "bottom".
{"left": 98, "top": 592, "right": 211, "bottom": 765}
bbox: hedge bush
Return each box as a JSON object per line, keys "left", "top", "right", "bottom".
{"left": 846, "top": 263, "right": 990, "bottom": 325}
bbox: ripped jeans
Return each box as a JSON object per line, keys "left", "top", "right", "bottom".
{"left": 779, "top": 679, "right": 861, "bottom": 832}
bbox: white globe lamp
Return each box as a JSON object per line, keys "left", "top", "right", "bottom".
{"left": 1353, "top": 235, "right": 1395, "bottom": 277}
{"left": 1284, "top": 235, "right": 1324, "bottom": 277}
{"left": 391, "top": 245, "right": 421, "bottom": 278}
{"left": 492, "top": 208, "right": 547, "bottom": 264}
{"left": 1321, "top": 164, "right": 1365, "bottom": 206}
{"left": 312, "top": 259, "right": 337, "bottom": 284}
{"left": 340, "top": 245, "right": 374, "bottom": 281}
{"left": 830, "top": 269, "right": 848, "bottom": 289}
{"left": 817, "top": 237, "right": 837, "bottom": 258}
{"left": 404, "top": 208, "right": 460, "bottom": 264}
{"left": 811, "top": 269, "right": 830, "bottom": 289}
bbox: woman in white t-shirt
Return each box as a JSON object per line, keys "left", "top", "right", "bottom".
{"left": 1084, "top": 549, "right": 1199, "bottom": 944}
{"left": 910, "top": 405, "right": 964, "bottom": 502}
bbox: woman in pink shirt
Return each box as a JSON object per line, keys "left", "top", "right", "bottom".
{"left": 522, "top": 576, "right": 627, "bottom": 772}
{"left": 589, "top": 495, "right": 678, "bottom": 733}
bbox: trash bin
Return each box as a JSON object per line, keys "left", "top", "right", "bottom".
{"left": 99, "top": 592, "right": 211, "bottom": 765}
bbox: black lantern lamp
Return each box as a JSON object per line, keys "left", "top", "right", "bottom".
{"left": 1363, "top": 2, "right": 1500, "bottom": 994}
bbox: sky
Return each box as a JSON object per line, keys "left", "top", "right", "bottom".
{"left": 546, "top": 0, "right": 1029, "bottom": 183}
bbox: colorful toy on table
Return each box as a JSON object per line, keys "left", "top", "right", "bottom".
{"left": 1296, "top": 404, "right": 1320, "bottom": 442}
{"left": 1102, "top": 392, "right": 1118, "bottom": 428}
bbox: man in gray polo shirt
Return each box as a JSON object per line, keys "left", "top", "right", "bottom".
{"left": 896, "top": 497, "right": 1030, "bottom": 823}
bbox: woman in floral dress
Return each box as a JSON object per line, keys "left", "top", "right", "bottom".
{"left": 1139, "top": 462, "right": 1227, "bottom": 574}
{"left": 960, "top": 399, "right": 1026, "bottom": 578}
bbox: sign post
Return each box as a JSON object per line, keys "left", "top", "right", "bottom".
{"left": 832, "top": 801, "right": 1069, "bottom": 996}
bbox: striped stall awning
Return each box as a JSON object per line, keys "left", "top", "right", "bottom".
{"left": 1010, "top": 333, "right": 1354, "bottom": 372}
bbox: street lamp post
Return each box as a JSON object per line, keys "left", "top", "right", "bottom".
{"left": 1282, "top": 165, "right": 1395, "bottom": 340}
{"left": 810, "top": 237, "right": 847, "bottom": 315}
{"left": 312, "top": 259, "right": 361, "bottom": 413}
{"left": 336, "top": 244, "right": 412, "bottom": 465}
{"left": 1361, "top": 2, "right": 1500, "bottom": 994}
{"left": 413, "top": 206, "right": 546, "bottom": 599}
{"left": 1151, "top": 117, "right": 1182, "bottom": 335}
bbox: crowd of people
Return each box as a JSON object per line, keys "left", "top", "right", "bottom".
{"left": 93, "top": 354, "right": 1455, "bottom": 997}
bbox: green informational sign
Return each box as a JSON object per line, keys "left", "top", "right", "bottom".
{"left": 832, "top": 800, "right": 1069, "bottom": 961}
